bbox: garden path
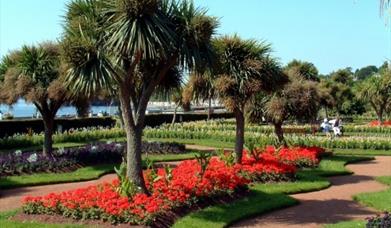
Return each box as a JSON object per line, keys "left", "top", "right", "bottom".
{"left": 233, "top": 156, "right": 391, "bottom": 228}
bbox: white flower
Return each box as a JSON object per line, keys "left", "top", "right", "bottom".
{"left": 106, "top": 141, "right": 113, "bottom": 145}
{"left": 91, "top": 146, "right": 98, "bottom": 153}
{"left": 57, "top": 147, "right": 65, "bottom": 155}
{"left": 27, "top": 153, "right": 38, "bottom": 163}
{"left": 14, "top": 150, "right": 22, "bottom": 157}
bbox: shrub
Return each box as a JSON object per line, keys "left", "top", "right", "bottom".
{"left": 0, "top": 141, "right": 185, "bottom": 176}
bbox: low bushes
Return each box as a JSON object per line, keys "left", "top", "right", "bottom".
{"left": 0, "top": 142, "right": 185, "bottom": 176}
{"left": 0, "top": 117, "right": 116, "bottom": 138}
{"left": 369, "top": 120, "right": 391, "bottom": 127}
{"left": 22, "top": 145, "right": 323, "bottom": 226}
{"left": 145, "top": 128, "right": 391, "bottom": 150}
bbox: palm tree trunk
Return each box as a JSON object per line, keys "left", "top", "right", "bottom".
{"left": 117, "top": 105, "right": 125, "bottom": 129}
{"left": 171, "top": 104, "right": 179, "bottom": 126}
{"left": 377, "top": 109, "right": 384, "bottom": 124}
{"left": 324, "top": 106, "right": 329, "bottom": 119}
{"left": 119, "top": 92, "right": 149, "bottom": 195}
{"left": 207, "top": 97, "right": 212, "bottom": 121}
{"left": 42, "top": 114, "right": 54, "bottom": 157}
{"left": 234, "top": 109, "right": 245, "bottom": 164}
{"left": 274, "top": 122, "right": 286, "bottom": 146}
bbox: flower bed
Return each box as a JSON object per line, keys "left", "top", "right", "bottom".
{"left": 0, "top": 142, "right": 185, "bottom": 176}
{"left": 22, "top": 146, "right": 322, "bottom": 226}
{"left": 277, "top": 146, "right": 325, "bottom": 167}
{"left": 369, "top": 120, "right": 391, "bottom": 127}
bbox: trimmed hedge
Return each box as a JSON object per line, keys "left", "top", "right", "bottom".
{"left": 0, "top": 117, "right": 116, "bottom": 138}
{"left": 0, "top": 112, "right": 234, "bottom": 138}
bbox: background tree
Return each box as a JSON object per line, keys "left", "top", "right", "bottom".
{"left": 357, "top": 68, "right": 391, "bottom": 123}
{"left": 319, "top": 68, "right": 365, "bottom": 114}
{"left": 62, "top": 0, "right": 218, "bottom": 193}
{"left": 251, "top": 74, "right": 320, "bottom": 144}
{"left": 213, "top": 35, "right": 287, "bottom": 163}
{"left": 0, "top": 43, "right": 70, "bottom": 156}
{"left": 354, "top": 65, "right": 378, "bottom": 81}
{"left": 285, "top": 59, "right": 319, "bottom": 81}
{"left": 186, "top": 71, "right": 216, "bottom": 120}
{"left": 169, "top": 86, "right": 192, "bottom": 126}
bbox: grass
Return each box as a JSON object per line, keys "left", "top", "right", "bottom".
{"left": 353, "top": 176, "right": 391, "bottom": 212}
{"left": 145, "top": 138, "right": 235, "bottom": 149}
{"left": 323, "top": 176, "right": 391, "bottom": 228}
{"left": 0, "top": 210, "right": 86, "bottom": 228}
{"left": 323, "top": 220, "right": 365, "bottom": 228}
{"left": 173, "top": 155, "right": 373, "bottom": 228}
{"left": 0, "top": 152, "right": 199, "bottom": 189}
{"left": 333, "top": 148, "right": 391, "bottom": 156}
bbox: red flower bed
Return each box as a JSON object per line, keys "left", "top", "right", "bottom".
{"left": 369, "top": 120, "right": 391, "bottom": 127}
{"left": 22, "top": 146, "right": 323, "bottom": 225}
{"left": 277, "top": 146, "right": 324, "bottom": 167}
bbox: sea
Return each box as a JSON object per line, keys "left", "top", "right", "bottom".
{"left": 0, "top": 100, "right": 119, "bottom": 118}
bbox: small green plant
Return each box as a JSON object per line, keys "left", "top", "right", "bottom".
{"left": 245, "top": 139, "right": 263, "bottom": 161}
{"left": 216, "top": 148, "right": 235, "bottom": 166}
{"left": 114, "top": 160, "right": 140, "bottom": 197}
{"left": 164, "top": 165, "right": 173, "bottom": 183}
{"left": 195, "top": 151, "right": 212, "bottom": 178}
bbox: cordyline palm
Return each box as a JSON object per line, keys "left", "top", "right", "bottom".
{"left": 357, "top": 69, "right": 391, "bottom": 124}
{"left": 186, "top": 70, "right": 216, "bottom": 120}
{"left": 61, "top": 0, "right": 218, "bottom": 194}
{"left": 213, "top": 35, "right": 287, "bottom": 163}
{"left": 0, "top": 43, "right": 69, "bottom": 157}
{"left": 381, "top": 0, "right": 390, "bottom": 15}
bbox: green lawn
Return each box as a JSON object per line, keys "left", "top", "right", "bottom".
{"left": 0, "top": 152, "right": 199, "bottom": 189}
{"left": 173, "top": 155, "right": 372, "bottom": 228}
{"left": 333, "top": 148, "right": 391, "bottom": 156}
{"left": 324, "top": 220, "right": 365, "bottom": 228}
{"left": 0, "top": 210, "right": 86, "bottom": 228}
{"left": 323, "top": 176, "right": 391, "bottom": 228}
{"left": 353, "top": 176, "right": 391, "bottom": 212}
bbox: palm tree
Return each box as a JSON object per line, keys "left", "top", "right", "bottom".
{"left": 61, "top": 0, "right": 218, "bottom": 194}
{"left": 357, "top": 69, "right": 391, "bottom": 124}
{"left": 187, "top": 71, "right": 216, "bottom": 120}
{"left": 0, "top": 43, "right": 69, "bottom": 157}
{"left": 381, "top": 0, "right": 390, "bottom": 15}
{"left": 213, "top": 35, "right": 287, "bottom": 163}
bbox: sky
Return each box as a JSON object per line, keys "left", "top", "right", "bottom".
{"left": 0, "top": 0, "right": 390, "bottom": 74}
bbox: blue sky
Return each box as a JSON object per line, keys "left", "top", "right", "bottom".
{"left": 1, "top": 0, "right": 390, "bottom": 74}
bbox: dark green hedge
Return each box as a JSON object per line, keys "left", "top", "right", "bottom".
{"left": 0, "top": 117, "right": 116, "bottom": 137}
{"left": 0, "top": 112, "right": 234, "bottom": 138}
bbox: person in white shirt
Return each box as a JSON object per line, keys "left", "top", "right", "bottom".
{"left": 320, "top": 118, "right": 331, "bottom": 137}
{"left": 329, "top": 117, "right": 342, "bottom": 137}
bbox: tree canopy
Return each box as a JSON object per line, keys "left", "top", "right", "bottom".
{"left": 0, "top": 43, "right": 71, "bottom": 156}
{"left": 61, "top": 0, "right": 218, "bottom": 194}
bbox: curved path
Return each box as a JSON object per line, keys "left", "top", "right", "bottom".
{"left": 233, "top": 156, "right": 391, "bottom": 228}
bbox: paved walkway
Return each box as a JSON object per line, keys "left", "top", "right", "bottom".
{"left": 233, "top": 156, "right": 391, "bottom": 228}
